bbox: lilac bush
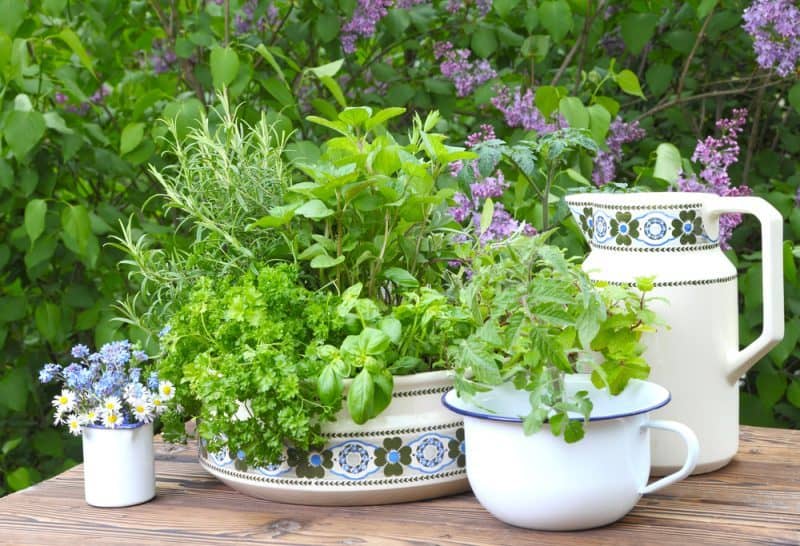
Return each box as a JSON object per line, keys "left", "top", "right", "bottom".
{"left": 491, "top": 86, "right": 560, "bottom": 133}
{"left": 434, "top": 42, "right": 497, "bottom": 97}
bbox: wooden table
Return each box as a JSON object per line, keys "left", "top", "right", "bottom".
{"left": 1, "top": 426, "right": 797, "bottom": 545}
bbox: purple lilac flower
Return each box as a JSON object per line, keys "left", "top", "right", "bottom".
{"left": 89, "top": 83, "right": 111, "bottom": 105}
{"left": 677, "top": 108, "right": 751, "bottom": 249}
{"left": 491, "top": 86, "right": 560, "bottom": 133}
{"left": 742, "top": 0, "right": 800, "bottom": 77}
{"left": 445, "top": 0, "right": 491, "bottom": 16}
{"left": 341, "top": 0, "right": 393, "bottom": 54}
{"left": 592, "top": 118, "right": 646, "bottom": 186}
{"left": 435, "top": 42, "right": 496, "bottom": 97}
{"left": 54, "top": 92, "right": 68, "bottom": 105}
{"left": 39, "top": 363, "right": 62, "bottom": 383}
{"left": 470, "top": 171, "right": 508, "bottom": 200}
{"left": 466, "top": 124, "right": 496, "bottom": 148}
{"left": 151, "top": 39, "right": 177, "bottom": 74}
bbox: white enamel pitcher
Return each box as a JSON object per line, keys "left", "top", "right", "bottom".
{"left": 566, "top": 192, "right": 784, "bottom": 474}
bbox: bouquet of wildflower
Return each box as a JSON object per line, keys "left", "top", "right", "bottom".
{"left": 39, "top": 340, "right": 176, "bottom": 435}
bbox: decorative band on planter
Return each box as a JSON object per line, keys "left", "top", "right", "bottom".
{"left": 199, "top": 370, "right": 469, "bottom": 505}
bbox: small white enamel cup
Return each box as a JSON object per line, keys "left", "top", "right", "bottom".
{"left": 82, "top": 422, "right": 156, "bottom": 507}
{"left": 442, "top": 375, "right": 699, "bottom": 530}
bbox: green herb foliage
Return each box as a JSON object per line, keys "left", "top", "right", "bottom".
{"left": 158, "top": 264, "right": 345, "bottom": 465}
{"left": 449, "top": 234, "right": 659, "bottom": 442}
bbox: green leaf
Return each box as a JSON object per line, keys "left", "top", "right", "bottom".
{"left": 338, "top": 107, "right": 372, "bottom": 127}
{"left": 43, "top": 112, "right": 71, "bottom": 134}
{"left": 565, "top": 168, "right": 590, "bottom": 186}
{"left": 535, "top": 86, "right": 560, "bottom": 118}
{"left": 587, "top": 104, "right": 611, "bottom": 144}
{"left": 787, "top": 380, "right": 800, "bottom": 408}
{"left": 564, "top": 420, "right": 585, "bottom": 443}
{"left": 756, "top": 369, "right": 787, "bottom": 407}
{"left": 56, "top": 29, "right": 95, "bottom": 77}
{"left": 455, "top": 338, "right": 501, "bottom": 384}
{"left": 1, "top": 437, "right": 22, "bottom": 455}
{"left": 210, "top": 46, "right": 240, "bottom": 89}
{"left": 309, "top": 59, "right": 344, "bottom": 78}
{"left": 315, "top": 13, "right": 341, "bottom": 43}
{"left": 5, "top": 110, "right": 46, "bottom": 159}
{"left": 0, "top": 367, "right": 28, "bottom": 412}
{"left": 620, "top": 13, "right": 658, "bottom": 54}
{"left": 0, "top": 0, "right": 26, "bottom": 38}
{"left": 35, "top": 302, "right": 62, "bottom": 343}
{"left": 480, "top": 197, "right": 495, "bottom": 235}
{"left": 471, "top": 27, "right": 498, "bottom": 58}
{"left": 494, "top": 0, "right": 520, "bottom": 17}
{"left": 646, "top": 63, "right": 674, "bottom": 96}
{"left": 538, "top": 0, "right": 573, "bottom": 43}
{"left": 697, "top": 0, "right": 718, "bottom": 19}
{"left": 558, "top": 97, "right": 589, "bottom": 129}
{"left": 33, "top": 429, "right": 64, "bottom": 457}
{"left": 255, "top": 44, "right": 288, "bottom": 86}
{"left": 653, "top": 143, "right": 682, "bottom": 183}
{"left": 317, "top": 365, "right": 343, "bottom": 406}
{"left": 592, "top": 96, "right": 620, "bottom": 118}
{"left": 61, "top": 204, "right": 92, "bottom": 256}
{"left": 788, "top": 83, "right": 800, "bottom": 115}
{"left": 615, "top": 69, "right": 645, "bottom": 99}
{"left": 120, "top": 122, "right": 145, "bottom": 156}
{"left": 261, "top": 77, "right": 297, "bottom": 115}
{"left": 347, "top": 368, "right": 375, "bottom": 424}
{"left": 6, "top": 467, "right": 33, "bottom": 492}
{"left": 24, "top": 199, "right": 47, "bottom": 245}
{"left": 310, "top": 254, "right": 345, "bottom": 268}
{"left": 383, "top": 267, "right": 419, "bottom": 289}
{"left": 320, "top": 76, "right": 347, "bottom": 108}
{"left": 379, "top": 317, "right": 402, "bottom": 344}
{"left": 294, "top": 199, "right": 335, "bottom": 220}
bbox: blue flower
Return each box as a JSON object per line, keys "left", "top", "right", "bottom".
{"left": 129, "top": 367, "right": 142, "bottom": 383}
{"left": 132, "top": 350, "right": 149, "bottom": 362}
{"left": 70, "top": 344, "right": 91, "bottom": 359}
{"left": 63, "top": 363, "right": 83, "bottom": 389}
{"left": 38, "top": 363, "right": 61, "bottom": 384}
{"left": 158, "top": 325, "right": 171, "bottom": 338}
{"left": 147, "top": 371, "right": 159, "bottom": 391}
{"left": 98, "top": 340, "right": 132, "bottom": 366}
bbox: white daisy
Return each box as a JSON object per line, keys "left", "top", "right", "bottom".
{"left": 102, "top": 396, "right": 122, "bottom": 413}
{"left": 131, "top": 399, "right": 154, "bottom": 423}
{"left": 151, "top": 396, "right": 167, "bottom": 415}
{"left": 52, "top": 390, "right": 76, "bottom": 413}
{"left": 53, "top": 410, "right": 66, "bottom": 426}
{"left": 67, "top": 415, "right": 82, "bottom": 436}
{"left": 158, "top": 380, "right": 175, "bottom": 401}
{"left": 102, "top": 410, "right": 122, "bottom": 428}
{"left": 79, "top": 408, "right": 101, "bottom": 425}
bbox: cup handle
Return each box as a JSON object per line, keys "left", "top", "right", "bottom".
{"left": 702, "top": 196, "right": 784, "bottom": 383}
{"left": 640, "top": 420, "right": 699, "bottom": 495}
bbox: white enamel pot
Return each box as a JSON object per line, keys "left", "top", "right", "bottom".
{"left": 82, "top": 422, "right": 156, "bottom": 507}
{"left": 442, "top": 375, "right": 699, "bottom": 531}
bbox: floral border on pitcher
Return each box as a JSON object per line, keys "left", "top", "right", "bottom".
{"left": 568, "top": 203, "right": 719, "bottom": 251}
{"left": 199, "top": 423, "right": 467, "bottom": 484}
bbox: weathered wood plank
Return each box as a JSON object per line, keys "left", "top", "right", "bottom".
{"left": 0, "top": 426, "right": 797, "bottom": 545}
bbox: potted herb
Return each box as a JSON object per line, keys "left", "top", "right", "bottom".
{"left": 442, "top": 233, "right": 699, "bottom": 530}
{"left": 118, "top": 102, "right": 476, "bottom": 504}
{"left": 38, "top": 341, "right": 176, "bottom": 507}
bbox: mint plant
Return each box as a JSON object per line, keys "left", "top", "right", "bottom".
{"left": 449, "top": 233, "right": 659, "bottom": 443}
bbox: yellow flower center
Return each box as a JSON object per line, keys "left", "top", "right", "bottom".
{"left": 136, "top": 405, "right": 145, "bottom": 413}
{"left": 108, "top": 414, "right": 118, "bottom": 423}
{"left": 59, "top": 396, "right": 68, "bottom": 404}
{"left": 163, "top": 386, "right": 172, "bottom": 395}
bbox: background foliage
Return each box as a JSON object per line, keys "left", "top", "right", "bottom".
{"left": 1, "top": 0, "right": 797, "bottom": 494}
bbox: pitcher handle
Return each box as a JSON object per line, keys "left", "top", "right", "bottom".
{"left": 640, "top": 420, "right": 699, "bottom": 495}
{"left": 703, "top": 196, "right": 784, "bottom": 383}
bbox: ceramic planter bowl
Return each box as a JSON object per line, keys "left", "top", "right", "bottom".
{"left": 200, "top": 370, "right": 469, "bottom": 505}
{"left": 442, "top": 375, "right": 699, "bottom": 530}
{"left": 82, "top": 421, "right": 155, "bottom": 507}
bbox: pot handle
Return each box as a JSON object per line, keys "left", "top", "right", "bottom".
{"left": 702, "top": 196, "right": 784, "bottom": 383}
{"left": 640, "top": 420, "right": 699, "bottom": 495}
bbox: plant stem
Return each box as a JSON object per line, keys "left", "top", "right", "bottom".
{"left": 676, "top": 8, "right": 714, "bottom": 101}
{"left": 542, "top": 164, "right": 556, "bottom": 231}
{"left": 224, "top": 0, "right": 230, "bottom": 46}
{"left": 742, "top": 83, "right": 767, "bottom": 185}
